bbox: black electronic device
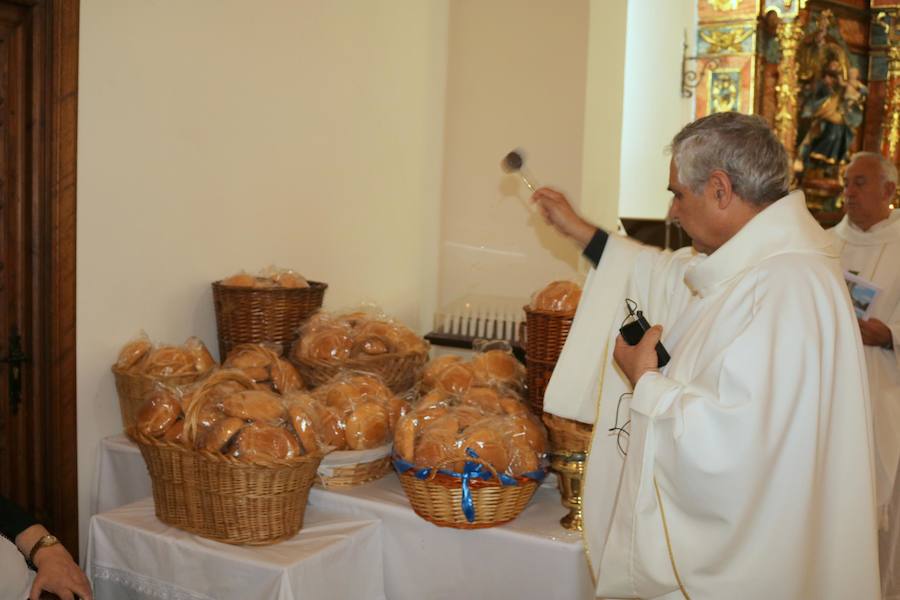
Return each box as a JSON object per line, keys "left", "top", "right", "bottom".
{"left": 619, "top": 304, "right": 671, "bottom": 368}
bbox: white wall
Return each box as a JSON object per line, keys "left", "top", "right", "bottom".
{"left": 437, "top": 0, "right": 590, "bottom": 308}
{"left": 77, "top": 0, "right": 448, "bottom": 549}
{"left": 617, "top": 0, "right": 696, "bottom": 220}
{"left": 580, "top": 0, "right": 629, "bottom": 232}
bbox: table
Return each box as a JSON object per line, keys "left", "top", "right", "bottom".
{"left": 86, "top": 498, "right": 385, "bottom": 600}
{"left": 307, "top": 476, "right": 594, "bottom": 600}
{"left": 94, "top": 434, "right": 595, "bottom": 599}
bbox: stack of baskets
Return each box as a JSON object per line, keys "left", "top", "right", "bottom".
{"left": 212, "top": 279, "right": 327, "bottom": 359}
{"left": 522, "top": 306, "right": 575, "bottom": 414}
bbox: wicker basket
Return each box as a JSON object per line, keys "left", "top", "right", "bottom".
{"left": 212, "top": 280, "right": 327, "bottom": 359}
{"left": 130, "top": 427, "right": 322, "bottom": 545}
{"left": 317, "top": 455, "right": 393, "bottom": 489}
{"left": 395, "top": 456, "right": 541, "bottom": 529}
{"left": 542, "top": 413, "right": 593, "bottom": 453}
{"left": 525, "top": 357, "right": 557, "bottom": 415}
{"left": 290, "top": 349, "right": 428, "bottom": 394}
{"left": 523, "top": 305, "right": 574, "bottom": 363}
{"left": 112, "top": 366, "right": 210, "bottom": 430}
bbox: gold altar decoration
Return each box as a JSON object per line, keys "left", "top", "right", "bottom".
{"left": 550, "top": 451, "right": 586, "bottom": 531}
{"left": 774, "top": 20, "right": 804, "bottom": 162}
{"left": 689, "top": 0, "right": 899, "bottom": 221}
{"left": 543, "top": 413, "right": 593, "bottom": 531}
{"left": 709, "top": 0, "right": 740, "bottom": 11}
{"left": 700, "top": 27, "right": 755, "bottom": 54}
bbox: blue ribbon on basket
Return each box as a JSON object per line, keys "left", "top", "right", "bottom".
{"left": 394, "top": 448, "right": 547, "bottom": 523}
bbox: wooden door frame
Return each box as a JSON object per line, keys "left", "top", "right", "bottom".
{"left": 12, "top": 0, "right": 79, "bottom": 553}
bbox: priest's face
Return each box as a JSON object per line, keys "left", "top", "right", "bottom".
{"left": 667, "top": 159, "right": 721, "bottom": 254}
{"left": 843, "top": 156, "right": 894, "bottom": 231}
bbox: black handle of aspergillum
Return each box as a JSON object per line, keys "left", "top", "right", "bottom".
{"left": 619, "top": 309, "right": 671, "bottom": 368}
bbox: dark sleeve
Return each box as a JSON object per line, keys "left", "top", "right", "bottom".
{"left": 0, "top": 495, "right": 37, "bottom": 543}
{"left": 582, "top": 228, "right": 609, "bottom": 267}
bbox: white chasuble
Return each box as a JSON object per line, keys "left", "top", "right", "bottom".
{"left": 830, "top": 210, "right": 900, "bottom": 508}
{"left": 831, "top": 210, "right": 900, "bottom": 599}
{"left": 544, "top": 191, "right": 880, "bottom": 599}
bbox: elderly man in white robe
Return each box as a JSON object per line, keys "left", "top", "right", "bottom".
{"left": 531, "top": 112, "right": 879, "bottom": 599}
{"left": 829, "top": 151, "right": 900, "bottom": 599}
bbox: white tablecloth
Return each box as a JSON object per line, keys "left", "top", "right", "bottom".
{"left": 86, "top": 499, "right": 384, "bottom": 600}
{"left": 94, "top": 434, "right": 595, "bottom": 599}
{"left": 307, "top": 476, "right": 594, "bottom": 600}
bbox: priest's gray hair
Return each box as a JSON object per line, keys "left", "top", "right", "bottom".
{"left": 669, "top": 112, "right": 790, "bottom": 206}
{"left": 848, "top": 151, "right": 898, "bottom": 186}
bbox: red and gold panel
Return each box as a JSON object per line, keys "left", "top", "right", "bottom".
{"left": 873, "top": 0, "right": 900, "bottom": 9}
{"left": 695, "top": 55, "right": 756, "bottom": 118}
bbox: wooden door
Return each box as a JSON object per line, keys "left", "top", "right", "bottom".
{"left": 0, "top": 0, "right": 78, "bottom": 557}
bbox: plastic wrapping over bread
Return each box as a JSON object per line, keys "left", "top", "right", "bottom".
{"left": 114, "top": 333, "right": 217, "bottom": 377}
{"left": 220, "top": 266, "right": 310, "bottom": 289}
{"left": 285, "top": 371, "right": 412, "bottom": 452}
{"left": 135, "top": 383, "right": 184, "bottom": 439}
{"left": 394, "top": 384, "right": 546, "bottom": 478}
{"left": 529, "top": 280, "right": 583, "bottom": 314}
{"left": 420, "top": 342, "right": 525, "bottom": 395}
{"left": 223, "top": 342, "right": 304, "bottom": 394}
{"left": 291, "top": 307, "right": 428, "bottom": 364}
{"left": 134, "top": 368, "right": 321, "bottom": 463}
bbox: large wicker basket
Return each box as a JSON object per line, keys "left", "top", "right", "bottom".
{"left": 394, "top": 456, "right": 542, "bottom": 529}
{"left": 212, "top": 280, "right": 327, "bottom": 359}
{"left": 112, "top": 366, "right": 210, "bottom": 430}
{"left": 523, "top": 305, "right": 575, "bottom": 363}
{"left": 290, "top": 349, "right": 428, "bottom": 394}
{"left": 130, "top": 427, "right": 322, "bottom": 545}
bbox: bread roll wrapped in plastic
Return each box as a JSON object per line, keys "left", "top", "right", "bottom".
{"left": 530, "top": 280, "right": 582, "bottom": 313}
{"left": 224, "top": 342, "right": 304, "bottom": 393}
{"left": 284, "top": 392, "right": 326, "bottom": 454}
{"left": 231, "top": 423, "right": 301, "bottom": 461}
{"left": 469, "top": 341, "right": 525, "bottom": 391}
{"left": 201, "top": 416, "right": 246, "bottom": 453}
{"left": 273, "top": 270, "right": 309, "bottom": 289}
{"left": 136, "top": 385, "right": 183, "bottom": 438}
{"left": 294, "top": 317, "right": 354, "bottom": 362}
{"left": 396, "top": 396, "right": 547, "bottom": 477}
{"left": 161, "top": 419, "right": 186, "bottom": 444}
{"left": 310, "top": 371, "right": 407, "bottom": 451}
{"left": 116, "top": 331, "right": 153, "bottom": 371}
{"left": 116, "top": 334, "right": 217, "bottom": 377}
{"left": 293, "top": 307, "right": 427, "bottom": 363}
{"left": 180, "top": 369, "right": 258, "bottom": 449}
{"left": 222, "top": 389, "right": 287, "bottom": 424}
{"left": 184, "top": 336, "right": 216, "bottom": 373}
{"left": 221, "top": 271, "right": 259, "bottom": 287}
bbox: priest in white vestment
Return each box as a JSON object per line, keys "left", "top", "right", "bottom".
{"left": 533, "top": 112, "right": 879, "bottom": 599}
{"left": 829, "top": 151, "right": 900, "bottom": 599}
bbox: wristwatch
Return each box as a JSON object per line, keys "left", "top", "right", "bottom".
{"left": 28, "top": 534, "right": 60, "bottom": 565}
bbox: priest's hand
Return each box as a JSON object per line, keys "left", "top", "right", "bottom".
{"left": 530, "top": 187, "right": 598, "bottom": 248}
{"left": 858, "top": 317, "right": 893, "bottom": 348}
{"left": 614, "top": 325, "right": 663, "bottom": 387}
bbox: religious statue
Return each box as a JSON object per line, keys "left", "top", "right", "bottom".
{"left": 794, "top": 63, "right": 868, "bottom": 175}
{"left": 793, "top": 10, "right": 863, "bottom": 182}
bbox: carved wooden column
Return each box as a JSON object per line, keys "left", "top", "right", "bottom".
{"left": 773, "top": 20, "right": 804, "bottom": 162}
